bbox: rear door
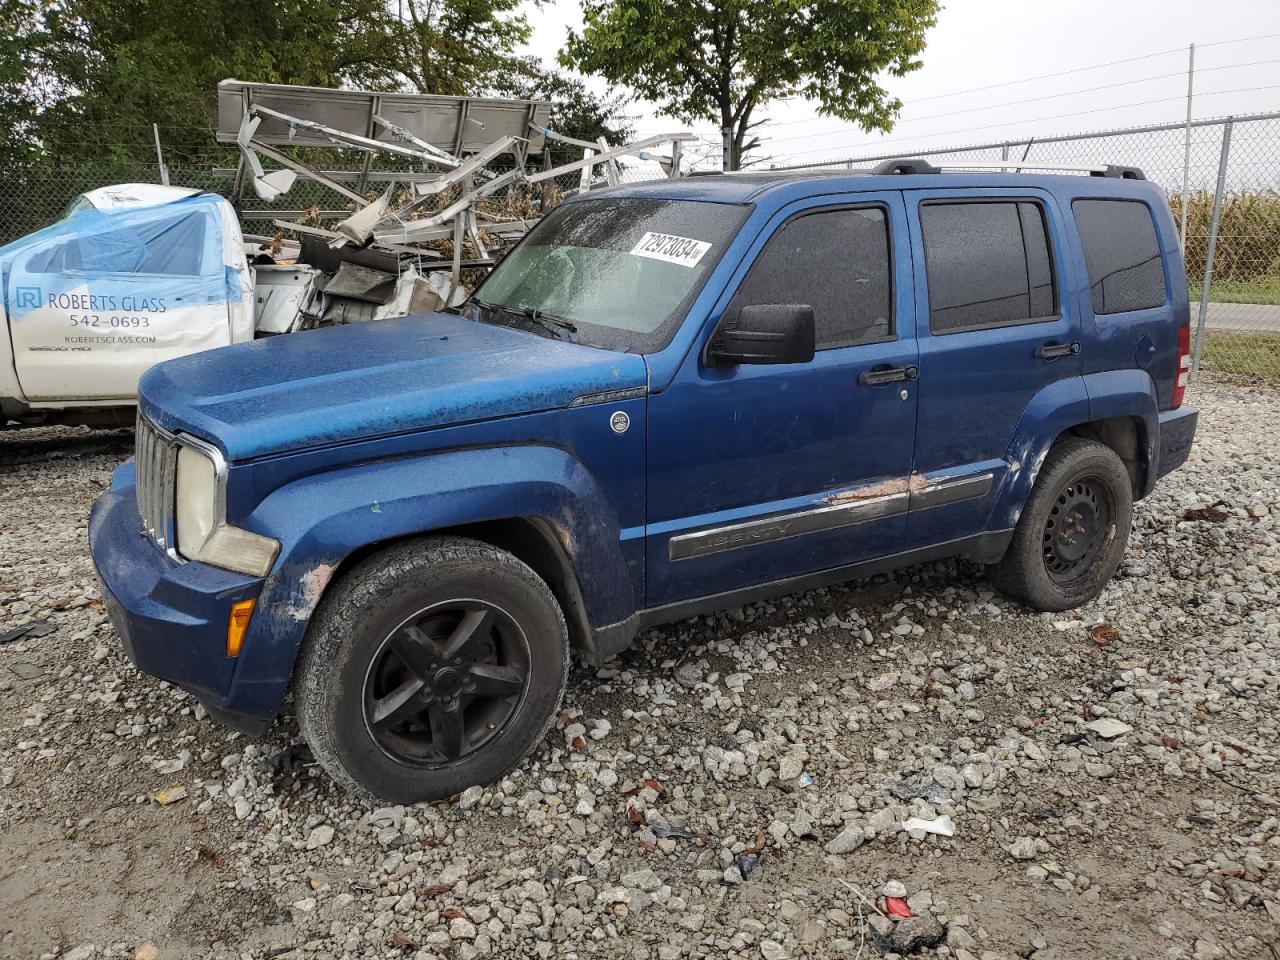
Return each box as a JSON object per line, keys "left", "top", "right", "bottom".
{"left": 904, "top": 187, "right": 1083, "bottom": 549}
{"left": 6, "top": 202, "right": 231, "bottom": 401}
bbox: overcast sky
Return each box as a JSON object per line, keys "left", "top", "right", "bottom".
{"left": 519, "top": 0, "right": 1280, "bottom": 171}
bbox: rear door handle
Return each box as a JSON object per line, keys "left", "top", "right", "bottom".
{"left": 1036, "top": 341, "right": 1080, "bottom": 359}
{"left": 859, "top": 364, "right": 919, "bottom": 385}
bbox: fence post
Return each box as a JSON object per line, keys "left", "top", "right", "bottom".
{"left": 152, "top": 124, "right": 169, "bottom": 187}
{"left": 1192, "top": 117, "right": 1233, "bottom": 375}
{"left": 538, "top": 150, "right": 551, "bottom": 214}
{"left": 1178, "top": 43, "right": 1195, "bottom": 254}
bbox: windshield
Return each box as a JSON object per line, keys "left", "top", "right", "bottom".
{"left": 471, "top": 197, "right": 747, "bottom": 352}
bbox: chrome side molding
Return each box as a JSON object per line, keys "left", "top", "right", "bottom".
{"left": 667, "top": 470, "right": 994, "bottom": 562}
{"left": 910, "top": 472, "right": 993, "bottom": 511}
{"left": 668, "top": 491, "right": 908, "bottom": 561}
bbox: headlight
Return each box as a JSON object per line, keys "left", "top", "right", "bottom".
{"left": 176, "top": 444, "right": 218, "bottom": 557}
{"left": 174, "top": 436, "right": 280, "bottom": 577}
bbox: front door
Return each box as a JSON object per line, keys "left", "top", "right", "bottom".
{"left": 903, "top": 188, "right": 1084, "bottom": 550}
{"left": 645, "top": 193, "right": 918, "bottom": 608}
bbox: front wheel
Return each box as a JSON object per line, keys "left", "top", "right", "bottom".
{"left": 295, "top": 536, "right": 569, "bottom": 803}
{"left": 988, "top": 438, "right": 1133, "bottom": 611}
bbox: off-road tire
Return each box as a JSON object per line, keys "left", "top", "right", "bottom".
{"left": 295, "top": 536, "right": 569, "bottom": 803}
{"left": 988, "top": 438, "right": 1133, "bottom": 611}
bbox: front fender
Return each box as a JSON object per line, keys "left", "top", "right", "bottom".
{"left": 225, "top": 444, "right": 633, "bottom": 713}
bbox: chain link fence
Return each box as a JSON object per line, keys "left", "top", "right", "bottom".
{"left": 774, "top": 111, "right": 1280, "bottom": 387}
{"left": 0, "top": 155, "right": 664, "bottom": 249}
{"left": 2, "top": 117, "right": 1276, "bottom": 385}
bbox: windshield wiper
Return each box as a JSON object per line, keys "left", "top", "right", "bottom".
{"left": 452, "top": 294, "right": 492, "bottom": 319}
{"left": 497, "top": 304, "right": 578, "bottom": 340}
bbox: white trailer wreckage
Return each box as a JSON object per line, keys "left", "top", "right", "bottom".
{"left": 0, "top": 79, "right": 695, "bottom": 426}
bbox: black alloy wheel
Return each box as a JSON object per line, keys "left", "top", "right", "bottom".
{"left": 362, "top": 600, "right": 530, "bottom": 767}
{"left": 296, "top": 536, "right": 569, "bottom": 803}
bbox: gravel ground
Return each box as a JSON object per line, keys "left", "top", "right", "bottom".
{"left": 1, "top": 380, "right": 1278, "bottom": 960}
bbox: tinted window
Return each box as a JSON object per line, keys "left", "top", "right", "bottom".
{"left": 1072, "top": 199, "right": 1167, "bottom": 314}
{"left": 730, "top": 207, "right": 892, "bottom": 348}
{"left": 921, "top": 201, "right": 1057, "bottom": 333}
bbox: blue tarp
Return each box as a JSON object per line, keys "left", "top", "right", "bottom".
{"left": 1, "top": 192, "right": 240, "bottom": 323}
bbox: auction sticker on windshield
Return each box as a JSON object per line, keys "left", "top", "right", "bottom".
{"left": 630, "top": 232, "right": 712, "bottom": 268}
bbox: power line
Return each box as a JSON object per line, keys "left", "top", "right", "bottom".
{"left": 778, "top": 84, "right": 1280, "bottom": 160}
{"left": 768, "top": 31, "right": 1280, "bottom": 129}
{"left": 768, "top": 58, "right": 1280, "bottom": 147}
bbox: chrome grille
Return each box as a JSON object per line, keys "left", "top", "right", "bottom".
{"left": 135, "top": 412, "right": 179, "bottom": 555}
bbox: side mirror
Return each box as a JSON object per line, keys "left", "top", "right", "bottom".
{"left": 708, "top": 303, "right": 816, "bottom": 366}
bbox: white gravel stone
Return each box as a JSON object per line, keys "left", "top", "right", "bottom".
{"left": 3, "top": 384, "right": 1279, "bottom": 960}
{"left": 1008, "top": 837, "right": 1039, "bottom": 861}
{"left": 824, "top": 825, "right": 865, "bottom": 854}
{"left": 305, "top": 824, "right": 335, "bottom": 849}
{"left": 1084, "top": 718, "right": 1133, "bottom": 739}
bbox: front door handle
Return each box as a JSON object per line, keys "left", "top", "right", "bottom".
{"left": 859, "top": 364, "right": 919, "bottom": 386}
{"left": 1036, "top": 341, "right": 1080, "bottom": 359}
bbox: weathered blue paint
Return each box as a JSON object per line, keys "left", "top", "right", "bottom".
{"left": 987, "top": 376, "right": 1093, "bottom": 533}
{"left": 231, "top": 444, "right": 639, "bottom": 714}
{"left": 139, "top": 311, "right": 648, "bottom": 460}
{"left": 89, "top": 169, "right": 1199, "bottom": 735}
{"left": 89, "top": 483, "right": 266, "bottom": 725}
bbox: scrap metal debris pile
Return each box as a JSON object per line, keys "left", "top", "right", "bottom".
{"left": 217, "top": 79, "right": 695, "bottom": 333}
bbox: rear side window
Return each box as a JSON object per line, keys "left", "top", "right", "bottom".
{"left": 1072, "top": 199, "right": 1168, "bottom": 314}
{"left": 920, "top": 201, "right": 1056, "bottom": 334}
{"left": 731, "top": 206, "right": 892, "bottom": 348}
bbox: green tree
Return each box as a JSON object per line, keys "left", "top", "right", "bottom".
{"left": 0, "top": 0, "right": 52, "bottom": 167}
{"left": 0, "top": 0, "right": 634, "bottom": 177}
{"left": 387, "top": 0, "right": 532, "bottom": 96}
{"left": 35, "top": 0, "right": 407, "bottom": 164}
{"left": 27, "top": 0, "right": 543, "bottom": 164}
{"left": 560, "top": 0, "right": 939, "bottom": 170}
{"left": 496, "top": 59, "right": 635, "bottom": 166}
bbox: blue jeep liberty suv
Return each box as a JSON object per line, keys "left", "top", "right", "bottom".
{"left": 89, "top": 160, "right": 1199, "bottom": 802}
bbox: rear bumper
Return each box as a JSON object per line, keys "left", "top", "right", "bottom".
{"left": 1155, "top": 405, "right": 1198, "bottom": 481}
{"left": 88, "top": 467, "right": 274, "bottom": 734}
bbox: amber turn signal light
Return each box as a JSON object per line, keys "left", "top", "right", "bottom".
{"left": 227, "top": 598, "right": 256, "bottom": 657}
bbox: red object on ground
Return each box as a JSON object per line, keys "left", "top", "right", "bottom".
{"left": 884, "top": 896, "right": 913, "bottom": 919}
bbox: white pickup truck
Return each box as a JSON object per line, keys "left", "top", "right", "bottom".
{"left": 1, "top": 183, "right": 439, "bottom": 427}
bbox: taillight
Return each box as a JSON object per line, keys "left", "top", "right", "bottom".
{"left": 1172, "top": 322, "right": 1191, "bottom": 408}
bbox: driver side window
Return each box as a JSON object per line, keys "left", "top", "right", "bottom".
{"left": 729, "top": 206, "right": 893, "bottom": 349}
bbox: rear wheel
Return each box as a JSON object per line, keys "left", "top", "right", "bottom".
{"left": 296, "top": 536, "right": 569, "bottom": 803}
{"left": 988, "top": 438, "right": 1133, "bottom": 611}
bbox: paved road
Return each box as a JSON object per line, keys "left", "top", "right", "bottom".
{"left": 1201, "top": 301, "right": 1280, "bottom": 333}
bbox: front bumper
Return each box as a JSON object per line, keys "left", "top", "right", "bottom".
{"left": 88, "top": 466, "right": 273, "bottom": 734}
{"left": 1156, "top": 404, "right": 1198, "bottom": 481}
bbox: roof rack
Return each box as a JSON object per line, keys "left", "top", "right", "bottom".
{"left": 700, "top": 159, "right": 1147, "bottom": 180}
{"left": 867, "top": 158, "right": 1146, "bottom": 179}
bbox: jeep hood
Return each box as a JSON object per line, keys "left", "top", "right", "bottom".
{"left": 139, "top": 312, "right": 648, "bottom": 460}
